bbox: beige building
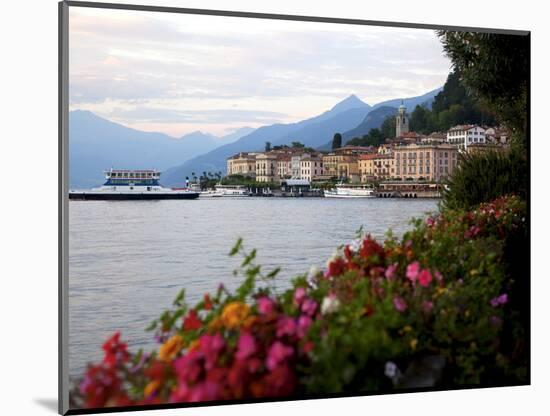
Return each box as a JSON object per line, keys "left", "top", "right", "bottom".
{"left": 322, "top": 146, "right": 372, "bottom": 180}
{"left": 393, "top": 143, "right": 458, "bottom": 182}
{"left": 276, "top": 155, "right": 292, "bottom": 180}
{"left": 255, "top": 153, "right": 279, "bottom": 183}
{"left": 358, "top": 153, "right": 395, "bottom": 182}
{"left": 226, "top": 152, "right": 258, "bottom": 177}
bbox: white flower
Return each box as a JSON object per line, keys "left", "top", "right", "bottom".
{"left": 384, "top": 361, "right": 398, "bottom": 378}
{"left": 321, "top": 295, "right": 341, "bottom": 315}
{"left": 306, "top": 266, "right": 321, "bottom": 288}
{"left": 348, "top": 238, "right": 362, "bottom": 253}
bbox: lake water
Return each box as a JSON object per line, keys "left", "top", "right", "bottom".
{"left": 68, "top": 197, "right": 438, "bottom": 379}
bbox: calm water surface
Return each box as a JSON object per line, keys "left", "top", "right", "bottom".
{"left": 69, "top": 197, "right": 437, "bottom": 379}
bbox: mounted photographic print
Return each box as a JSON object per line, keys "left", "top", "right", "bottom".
{"left": 59, "top": 1, "right": 530, "bottom": 414}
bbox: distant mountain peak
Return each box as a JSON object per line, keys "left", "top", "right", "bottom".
{"left": 330, "top": 94, "right": 369, "bottom": 113}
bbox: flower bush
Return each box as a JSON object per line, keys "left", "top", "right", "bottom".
{"left": 72, "top": 195, "right": 528, "bottom": 409}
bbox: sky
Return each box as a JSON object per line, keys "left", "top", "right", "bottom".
{"left": 69, "top": 6, "right": 452, "bottom": 137}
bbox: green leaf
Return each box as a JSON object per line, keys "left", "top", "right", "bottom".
{"left": 241, "top": 249, "right": 257, "bottom": 267}
{"left": 266, "top": 267, "right": 281, "bottom": 279}
{"left": 145, "top": 320, "right": 157, "bottom": 331}
{"left": 173, "top": 289, "right": 186, "bottom": 306}
{"left": 229, "top": 238, "right": 243, "bottom": 256}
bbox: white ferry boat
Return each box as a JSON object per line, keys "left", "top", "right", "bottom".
{"left": 324, "top": 184, "right": 375, "bottom": 198}
{"left": 69, "top": 169, "right": 200, "bottom": 200}
{"left": 210, "top": 184, "right": 251, "bottom": 197}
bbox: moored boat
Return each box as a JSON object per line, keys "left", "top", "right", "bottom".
{"left": 210, "top": 184, "right": 251, "bottom": 197}
{"left": 69, "top": 169, "right": 199, "bottom": 200}
{"left": 324, "top": 183, "right": 375, "bottom": 198}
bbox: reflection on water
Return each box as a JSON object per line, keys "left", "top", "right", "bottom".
{"left": 69, "top": 197, "right": 437, "bottom": 378}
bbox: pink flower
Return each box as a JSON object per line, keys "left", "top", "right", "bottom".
{"left": 497, "top": 293, "right": 508, "bottom": 305}
{"left": 276, "top": 316, "right": 297, "bottom": 338}
{"left": 301, "top": 298, "right": 318, "bottom": 316}
{"left": 385, "top": 263, "right": 398, "bottom": 281}
{"left": 296, "top": 315, "right": 312, "bottom": 338}
{"left": 490, "top": 293, "right": 509, "bottom": 307}
{"left": 293, "top": 287, "right": 306, "bottom": 305}
{"left": 188, "top": 381, "right": 222, "bottom": 402}
{"left": 425, "top": 217, "right": 435, "bottom": 227}
{"left": 422, "top": 300, "right": 434, "bottom": 312}
{"left": 418, "top": 269, "right": 433, "bottom": 287}
{"left": 393, "top": 296, "right": 407, "bottom": 313}
{"left": 198, "top": 334, "right": 225, "bottom": 369}
{"left": 406, "top": 261, "right": 421, "bottom": 283}
{"left": 434, "top": 270, "right": 443, "bottom": 282}
{"left": 257, "top": 296, "right": 275, "bottom": 315}
{"left": 266, "top": 341, "right": 294, "bottom": 371}
{"left": 173, "top": 350, "right": 202, "bottom": 384}
{"left": 235, "top": 332, "right": 257, "bottom": 360}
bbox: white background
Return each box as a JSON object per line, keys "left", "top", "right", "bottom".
{"left": 1, "top": 0, "right": 548, "bottom": 415}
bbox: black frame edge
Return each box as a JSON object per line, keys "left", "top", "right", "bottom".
{"left": 64, "top": 0, "right": 529, "bottom": 36}
{"left": 59, "top": 1, "right": 70, "bottom": 415}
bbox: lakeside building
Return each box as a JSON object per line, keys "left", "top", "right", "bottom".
{"left": 300, "top": 154, "right": 324, "bottom": 182}
{"left": 446, "top": 124, "right": 486, "bottom": 151}
{"left": 226, "top": 152, "right": 258, "bottom": 178}
{"left": 255, "top": 152, "right": 279, "bottom": 183}
{"left": 393, "top": 143, "right": 459, "bottom": 181}
{"left": 323, "top": 145, "right": 374, "bottom": 180}
{"left": 484, "top": 127, "right": 510, "bottom": 144}
{"left": 358, "top": 153, "right": 395, "bottom": 182}
{"left": 276, "top": 154, "right": 292, "bottom": 181}
{"left": 466, "top": 142, "right": 508, "bottom": 155}
{"left": 421, "top": 132, "right": 447, "bottom": 144}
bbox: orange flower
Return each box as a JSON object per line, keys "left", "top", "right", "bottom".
{"left": 158, "top": 334, "right": 183, "bottom": 362}
{"left": 144, "top": 379, "right": 161, "bottom": 398}
{"left": 221, "top": 302, "right": 251, "bottom": 329}
{"left": 187, "top": 339, "right": 200, "bottom": 351}
{"left": 208, "top": 317, "right": 223, "bottom": 332}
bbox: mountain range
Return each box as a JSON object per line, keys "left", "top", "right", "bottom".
{"left": 69, "top": 86, "right": 442, "bottom": 188}
{"left": 69, "top": 110, "right": 253, "bottom": 188}
{"left": 161, "top": 87, "right": 442, "bottom": 186}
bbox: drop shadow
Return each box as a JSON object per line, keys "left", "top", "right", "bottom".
{"left": 34, "top": 398, "right": 58, "bottom": 413}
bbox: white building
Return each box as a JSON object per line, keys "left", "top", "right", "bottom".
{"left": 299, "top": 155, "right": 324, "bottom": 182}
{"left": 446, "top": 125, "right": 486, "bottom": 151}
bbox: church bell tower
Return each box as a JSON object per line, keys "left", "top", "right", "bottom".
{"left": 395, "top": 101, "right": 409, "bottom": 138}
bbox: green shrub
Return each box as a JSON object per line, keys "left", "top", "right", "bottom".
{"left": 442, "top": 149, "right": 527, "bottom": 210}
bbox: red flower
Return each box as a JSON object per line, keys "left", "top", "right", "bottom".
{"left": 326, "top": 257, "right": 346, "bottom": 278}
{"left": 79, "top": 363, "right": 122, "bottom": 408}
{"left": 360, "top": 237, "right": 385, "bottom": 262}
{"left": 183, "top": 309, "right": 202, "bottom": 331}
{"left": 102, "top": 331, "right": 129, "bottom": 367}
{"left": 203, "top": 294, "right": 212, "bottom": 310}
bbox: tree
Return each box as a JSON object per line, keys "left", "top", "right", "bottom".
{"left": 347, "top": 128, "right": 384, "bottom": 147}
{"left": 380, "top": 116, "right": 396, "bottom": 139}
{"left": 332, "top": 133, "right": 342, "bottom": 150}
{"left": 291, "top": 141, "right": 305, "bottom": 148}
{"left": 265, "top": 141, "right": 272, "bottom": 152}
{"left": 437, "top": 31, "right": 529, "bottom": 145}
{"left": 409, "top": 105, "right": 432, "bottom": 134}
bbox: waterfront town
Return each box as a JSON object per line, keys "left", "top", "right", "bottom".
{"left": 226, "top": 104, "right": 509, "bottom": 197}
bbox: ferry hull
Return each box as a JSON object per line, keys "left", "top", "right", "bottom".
{"left": 69, "top": 192, "right": 200, "bottom": 201}
{"left": 324, "top": 193, "right": 374, "bottom": 198}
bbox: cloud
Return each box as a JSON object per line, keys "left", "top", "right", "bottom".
{"left": 105, "top": 107, "right": 288, "bottom": 125}
{"left": 68, "top": 7, "right": 451, "bottom": 136}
